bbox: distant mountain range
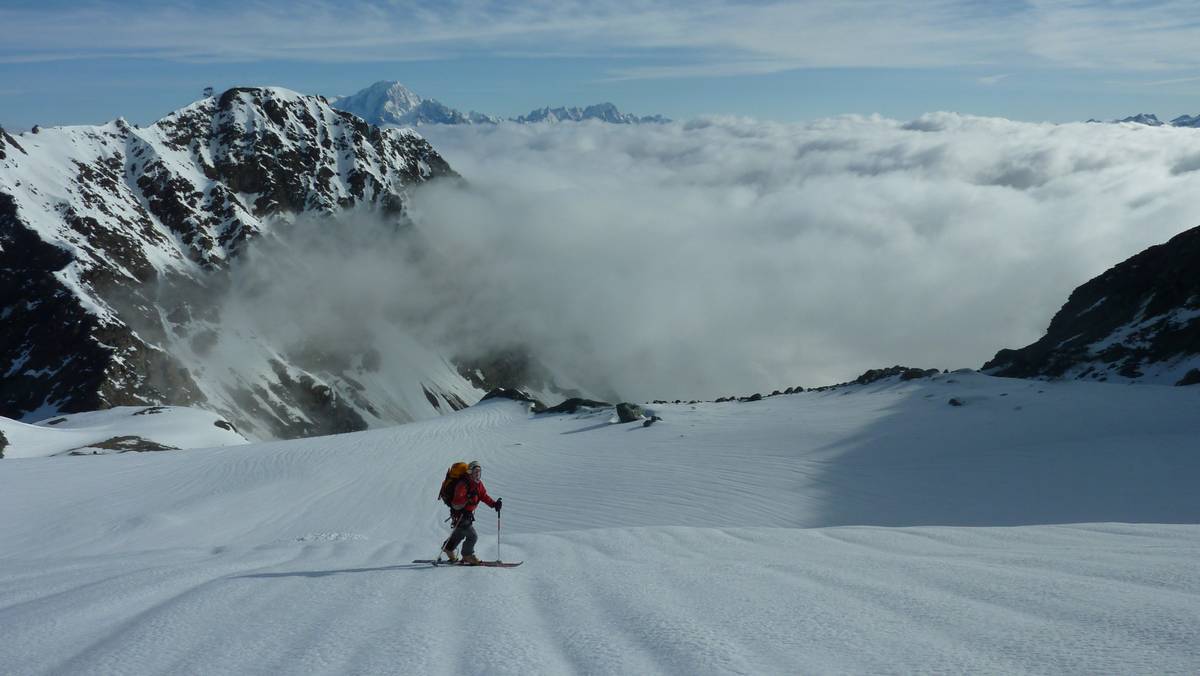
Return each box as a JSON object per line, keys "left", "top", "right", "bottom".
{"left": 1092, "top": 113, "right": 1200, "bottom": 127}
{"left": 331, "top": 81, "right": 669, "bottom": 127}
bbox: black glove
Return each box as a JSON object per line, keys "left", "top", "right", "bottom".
{"left": 495, "top": 498, "right": 503, "bottom": 512}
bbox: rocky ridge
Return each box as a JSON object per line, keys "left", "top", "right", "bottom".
{"left": 0, "top": 87, "right": 495, "bottom": 438}
{"left": 983, "top": 225, "right": 1200, "bottom": 385}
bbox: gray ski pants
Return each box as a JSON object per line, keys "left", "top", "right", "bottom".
{"left": 444, "top": 512, "right": 478, "bottom": 556}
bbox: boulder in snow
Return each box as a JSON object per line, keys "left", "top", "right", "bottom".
{"left": 615, "top": 402, "right": 644, "bottom": 422}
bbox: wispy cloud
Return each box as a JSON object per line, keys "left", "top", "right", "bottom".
{"left": 976, "top": 73, "right": 1011, "bottom": 86}
{"left": 5, "top": 1, "right": 1200, "bottom": 79}
{"left": 1025, "top": 0, "right": 1200, "bottom": 71}
{"left": 1136, "top": 74, "right": 1200, "bottom": 87}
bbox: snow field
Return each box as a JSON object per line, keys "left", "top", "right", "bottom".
{"left": 0, "top": 406, "right": 247, "bottom": 459}
{"left": 1, "top": 372, "right": 1199, "bottom": 674}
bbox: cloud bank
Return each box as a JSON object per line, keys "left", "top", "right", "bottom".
{"left": 395, "top": 115, "right": 1200, "bottom": 399}
{"left": 210, "top": 115, "right": 1200, "bottom": 403}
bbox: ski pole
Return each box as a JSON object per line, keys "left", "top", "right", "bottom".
{"left": 497, "top": 510, "right": 501, "bottom": 563}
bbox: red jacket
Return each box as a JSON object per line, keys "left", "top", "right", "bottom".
{"left": 451, "top": 478, "right": 496, "bottom": 513}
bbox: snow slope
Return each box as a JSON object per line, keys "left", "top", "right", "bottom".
{"left": 0, "top": 405, "right": 247, "bottom": 459}
{"left": 1, "top": 372, "right": 1198, "bottom": 674}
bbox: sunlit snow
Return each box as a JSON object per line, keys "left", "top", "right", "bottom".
{"left": 1, "top": 372, "right": 1197, "bottom": 674}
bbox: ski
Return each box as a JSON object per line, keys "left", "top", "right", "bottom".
{"left": 412, "top": 559, "right": 523, "bottom": 568}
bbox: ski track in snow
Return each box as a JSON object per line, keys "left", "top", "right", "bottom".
{"left": 2, "top": 373, "right": 1199, "bottom": 674}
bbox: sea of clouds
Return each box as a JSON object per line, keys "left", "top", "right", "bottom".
{"left": 229, "top": 114, "right": 1200, "bottom": 402}
{"left": 413, "top": 114, "right": 1200, "bottom": 399}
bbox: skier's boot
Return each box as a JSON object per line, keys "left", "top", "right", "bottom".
{"left": 442, "top": 547, "right": 459, "bottom": 563}
{"left": 461, "top": 553, "right": 481, "bottom": 565}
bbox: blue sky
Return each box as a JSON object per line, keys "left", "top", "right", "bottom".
{"left": 4, "top": 0, "right": 1200, "bottom": 129}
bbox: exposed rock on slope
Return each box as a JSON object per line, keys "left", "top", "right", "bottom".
{"left": 984, "top": 225, "right": 1200, "bottom": 384}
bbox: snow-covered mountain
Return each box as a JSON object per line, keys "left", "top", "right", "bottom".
{"left": 983, "top": 224, "right": 1200, "bottom": 384}
{"left": 331, "top": 81, "right": 669, "bottom": 126}
{"left": 511, "top": 102, "right": 670, "bottom": 125}
{"left": 1111, "top": 112, "right": 1200, "bottom": 127}
{"left": 330, "top": 81, "right": 500, "bottom": 126}
{"left": 2, "top": 373, "right": 1198, "bottom": 672}
{"left": 1115, "top": 113, "right": 1164, "bottom": 126}
{"left": 0, "top": 87, "right": 517, "bottom": 439}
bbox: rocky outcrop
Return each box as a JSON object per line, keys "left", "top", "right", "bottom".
{"left": 541, "top": 398, "right": 611, "bottom": 414}
{"left": 479, "top": 387, "right": 546, "bottom": 412}
{"left": 615, "top": 402, "right": 644, "bottom": 422}
{"left": 68, "top": 436, "right": 180, "bottom": 454}
{"left": 855, "top": 366, "right": 941, "bottom": 385}
{"left": 983, "top": 225, "right": 1200, "bottom": 384}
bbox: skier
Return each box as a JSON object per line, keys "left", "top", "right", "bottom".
{"left": 441, "top": 460, "right": 502, "bottom": 564}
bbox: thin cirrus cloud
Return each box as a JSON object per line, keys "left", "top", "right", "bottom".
{"left": 4, "top": 1, "right": 1200, "bottom": 76}
{"left": 1024, "top": 0, "right": 1200, "bottom": 72}
{"left": 397, "top": 115, "right": 1200, "bottom": 399}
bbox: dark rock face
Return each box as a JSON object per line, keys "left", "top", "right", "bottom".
{"left": 421, "top": 384, "right": 470, "bottom": 414}
{"left": 983, "top": 225, "right": 1200, "bottom": 384}
{"left": 456, "top": 346, "right": 579, "bottom": 401}
{"left": 0, "top": 87, "right": 470, "bottom": 438}
{"left": 615, "top": 402, "right": 644, "bottom": 422}
{"left": 0, "top": 429, "right": 7, "bottom": 458}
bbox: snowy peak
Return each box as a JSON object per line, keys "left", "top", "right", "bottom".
{"left": 1108, "top": 112, "right": 1200, "bottom": 128}
{"left": 1116, "top": 113, "right": 1163, "bottom": 126}
{"left": 0, "top": 87, "right": 480, "bottom": 438}
{"left": 511, "top": 102, "right": 669, "bottom": 125}
{"left": 983, "top": 225, "right": 1200, "bottom": 385}
{"left": 330, "top": 81, "right": 668, "bottom": 126}
{"left": 332, "top": 81, "right": 486, "bottom": 126}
